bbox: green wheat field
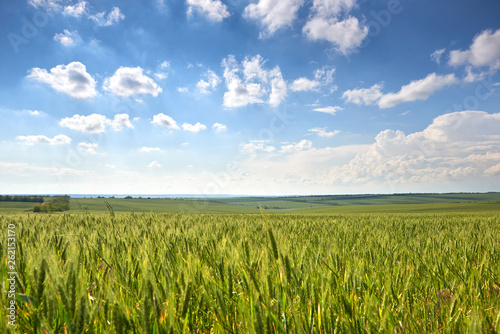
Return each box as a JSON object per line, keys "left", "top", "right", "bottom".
{"left": 1, "top": 194, "right": 500, "bottom": 333}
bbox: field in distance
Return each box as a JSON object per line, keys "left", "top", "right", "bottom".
{"left": 1, "top": 192, "right": 500, "bottom": 214}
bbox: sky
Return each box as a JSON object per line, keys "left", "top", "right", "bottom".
{"left": 1, "top": 0, "right": 500, "bottom": 196}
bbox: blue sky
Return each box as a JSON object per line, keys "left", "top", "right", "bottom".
{"left": 1, "top": 0, "right": 500, "bottom": 195}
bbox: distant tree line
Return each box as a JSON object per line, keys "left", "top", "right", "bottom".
{"left": 0, "top": 195, "right": 44, "bottom": 202}
{"left": 33, "top": 196, "right": 70, "bottom": 212}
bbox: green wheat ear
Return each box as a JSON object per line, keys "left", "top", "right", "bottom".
{"left": 268, "top": 228, "right": 279, "bottom": 261}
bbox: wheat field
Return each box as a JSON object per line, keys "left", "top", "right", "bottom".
{"left": 1, "top": 212, "right": 499, "bottom": 333}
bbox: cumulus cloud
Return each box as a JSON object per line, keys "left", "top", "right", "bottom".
{"left": 27, "top": 61, "right": 97, "bottom": 99}
{"left": 90, "top": 7, "right": 125, "bottom": 26}
{"left": 290, "top": 77, "right": 321, "bottom": 92}
{"left": 182, "top": 122, "right": 207, "bottom": 133}
{"left": 59, "top": 114, "right": 107, "bottom": 133}
{"left": 222, "top": 54, "right": 287, "bottom": 108}
{"left": 17, "top": 134, "right": 71, "bottom": 146}
{"left": 269, "top": 67, "right": 287, "bottom": 107}
{"left": 28, "top": 0, "right": 62, "bottom": 12}
{"left": 377, "top": 73, "right": 458, "bottom": 108}
{"left": 303, "top": 16, "right": 368, "bottom": 55}
{"left": 78, "top": 142, "right": 98, "bottom": 154}
{"left": 59, "top": 113, "right": 133, "bottom": 133}
{"left": 326, "top": 111, "right": 500, "bottom": 187}
{"left": 197, "top": 70, "right": 221, "bottom": 94}
{"left": 140, "top": 147, "right": 162, "bottom": 152}
{"left": 281, "top": 139, "right": 313, "bottom": 153}
{"left": 313, "top": 106, "right": 342, "bottom": 115}
{"left": 303, "top": 0, "right": 367, "bottom": 55}
{"left": 342, "top": 84, "right": 383, "bottom": 105}
{"left": 290, "top": 66, "right": 336, "bottom": 93}
{"left": 54, "top": 30, "right": 79, "bottom": 46}
{"left": 110, "top": 114, "right": 134, "bottom": 131}
{"left": 308, "top": 127, "right": 340, "bottom": 137}
{"left": 212, "top": 122, "right": 227, "bottom": 132}
{"left": 315, "top": 66, "right": 336, "bottom": 84}
{"left": 25, "top": 110, "right": 46, "bottom": 117}
{"left": 343, "top": 73, "right": 458, "bottom": 108}
{"left": 311, "top": 0, "right": 357, "bottom": 16}
{"left": 186, "top": 0, "right": 230, "bottom": 22}
{"left": 148, "top": 161, "right": 162, "bottom": 168}
{"left": 103, "top": 67, "right": 162, "bottom": 97}
{"left": 449, "top": 29, "right": 500, "bottom": 70}
{"left": 151, "top": 113, "right": 179, "bottom": 130}
{"left": 63, "top": 1, "right": 88, "bottom": 17}
{"left": 244, "top": 0, "right": 305, "bottom": 36}
{"left": 242, "top": 140, "right": 277, "bottom": 153}
{"left": 238, "top": 111, "right": 500, "bottom": 193}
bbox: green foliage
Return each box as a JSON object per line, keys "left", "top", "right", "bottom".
{"left": 0, "top": 195, "right": 44, "bottom": 203}
{"left": 33, "top": 196, "right": 70, "bottom": 213}
{"left": 1, "top": 212, "right": 499, "bottom": 332}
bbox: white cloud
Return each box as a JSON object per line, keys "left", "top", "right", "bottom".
{"left": 343, "top": 74, "right": 458, "bottom": 109}
{"left": 17, "top": 134, "right": 71, "bottom": 146}
{"left": 186, "top": 0, "right": 230, "bottom": 22}
{"left": 54, "top": 30, "right": 79, "bottom": 46}
{"left": 308, "top": 127, "right": 340, "bottom": 137}
{"left": 182, "top": 122, "right": 207, "bottom": 133}
{"left": 140, "top": 147, "right": 162, "bottom": 152}
{"left": 431, "top": 48, "right": 445, "bottom": 64}
{"left": 303, "top": 16, "right": 368, "bottom": 55}
{"left": 59, "top": 113, "right": 133, "bottom": 133}
{"left": 463, "top": 67, "right": 489, "bottom": 83}
{"left": 63, "top": 1, "right": 88, "bottom": 17}
{"left": 269, "top": 67, "right": 287, "bottom": 107}
{"left": 236, "top": 110, "right": 500, "bottom": 193}
{"left": 377, "top": 73, "right": 458, "bottom": 109}
{"left": 78, "top": 142, "right": 98, "bottom": 154}
{"left": 155, "top": 73, "right": 167, "bottom": 80}
{"left": 326, "top": 111, "right": 500, "bottom": 187}
{"left": 197, "top": 70, "right": 221, "bottom": 94}
{"left": 152, "top": 113, "right": 179, "bottom": 130}
{"left": 103, "top": 67, "right": 162, "bottom": 97}
{"left": 222, "top": 54, "right": 287, "bottom": 108}
{"left": 212, "top": 122, "right": 227, "bottom": 132}
{"left": 111, "top": 114, "right": 134, "bottom": 131}
{"left": 59, "top": 114, "right": 108, "bottom": 133}
{"left": 178, "top": 87, "right": 189, "bottom": 93}
{"left": 311, "top": 0, "right": 357, "bottom": 17}
{"left": 0, "top": 161, "right": 86, "bottom": 177}
{"left": 449, "top": 29, "right": 500, "bottom": 69}
{"left": 244, "top": 0, "right": 305, "bottom": 36}
{"left": 28, "top": 0, "right": 62, "bottom": 12}
{"left": 242, "top": 141, "right": 276, "bottom": 153}
{"left": 160, "top": 61, "right": 170, "bottom": 69}
{"left": 313, "top": 106, "right": 342, "bottom": 115}
{"left": 290, "top": 66, "right": 336, "bottom": 93}
{"left": 148, "top": 161, "right": 162, "bottom": 168}
{"left": 343, "top": 83, "right": 383, "bottom": 105}
{"left": 27, "top": 61, "right": 97, "bottom": 99}
{"left": 281, "top": 139, "right": 313, "bottom": 153}
{"left": 26, "top": 110, "right": 46, "bottom": 117}
{"left": 315, "top": 66, "right": 336, "bottom": 84}
{"left": 290, "top": 77, "right": 321, "bottom": 92}
{"left": 90, "top": 7, "right": 125, "bottom": 26}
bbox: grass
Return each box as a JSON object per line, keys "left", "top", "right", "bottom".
{"left": 1, "top": 211, "right": 500, "bottom": 332}
{"left": 1, "top": 193, "right": 500, "bottom": 215}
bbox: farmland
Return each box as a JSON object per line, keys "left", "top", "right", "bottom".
{"left": 1, "top": 208, "right": 500, "bottom": 332}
